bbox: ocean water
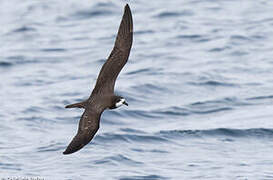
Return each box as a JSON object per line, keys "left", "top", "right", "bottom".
{"left": 1, "top": 0, "right": 273, "bottom": 179}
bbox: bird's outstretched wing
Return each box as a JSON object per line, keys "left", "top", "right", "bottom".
{"left": 63, "top": 108, "right": 102, "bottom": 155}
{"left": 92, "top": 4, "right": 133, "bottom": 95}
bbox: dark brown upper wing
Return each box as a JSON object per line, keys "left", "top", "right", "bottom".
{"left": 63, "top": 108, "right": 102, "bottom": 155}
{"left": 92, "top": 4, "right": 133, "bottom": 95}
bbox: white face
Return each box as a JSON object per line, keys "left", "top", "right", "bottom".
{"left": 115, "top": 98, "right": 126, "bottom": 108}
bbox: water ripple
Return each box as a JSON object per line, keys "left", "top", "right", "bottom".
{"left": 159, "top": 128, "right": 273, "bottom": 139}
{"left": 0, "top": 162, "right": 22, "bottom": 171}
{"left": 73, "top": 9, "right": 113, "bottom": 20}
{"left": 12, "top": 26, "right": 36, "bottom": 33}
{"left": 189, "top": 80, "right": 237, "bottom": 87}
{"left": 96, "top": 133, "right": 169, "bottom": 144}
{"left": 37, "top": 142, "right": 63, "bottom": 153}
{"left": 95, "top": 154, "right": 143, "bottom": 166}
{"left": 119, "top": 175, "right": 169, "bottom": 180}
{"left": 155, "top": 10, "right": 193, "bottom": 18}
{"left": 0, "top": 61, "right": 13, "bottom": 67}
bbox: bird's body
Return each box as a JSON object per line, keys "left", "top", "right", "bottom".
{"left": 63, "top": 4, "right": 133, "bottom": 155}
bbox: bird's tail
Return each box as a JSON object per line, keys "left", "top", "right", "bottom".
{"left": 65, "top": 100, "right": 87, "bottom": 109}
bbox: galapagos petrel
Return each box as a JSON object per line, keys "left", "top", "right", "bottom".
{"left": 63, "top": 4, "right": 133, "bottom": 155}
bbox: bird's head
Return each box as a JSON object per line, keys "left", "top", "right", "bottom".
{"left": 110, "top": 96, "right": 128, "bottom": 109}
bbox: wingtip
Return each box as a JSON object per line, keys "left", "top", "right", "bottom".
{"left": 62, "top": 143, "right": 82, "bottom": 155}
{"left": 123, "top": 3, "right": 133, "bottom": 33}
{"left": 63, "top": 147, "right": 72, "bottom": 155}
{"left": 63, "top": 150, "right": 71, "bottom": 155}
{"left": 63, "top": 147, "right": 77, "bottom": 155}
{"left": 63, "top": 151, "right": 68, "bottom": 155}
{"left": 125, "top": 4, "right": 131, "bottom": 12}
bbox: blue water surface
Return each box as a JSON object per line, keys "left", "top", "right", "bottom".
{"left": 1, "top": 0, "right": 273, "bottom": 179}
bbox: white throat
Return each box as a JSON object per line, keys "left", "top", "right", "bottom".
{"left": 115, "top": 98, "right": 125, "bottom": 108}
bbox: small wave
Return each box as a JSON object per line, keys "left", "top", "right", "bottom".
{"left": 191, "top": 107, "right": 232, "bottom": 114}
{"left": 69, "top": 2, "right": 117, "bottom": 20}
{"left": 147, "top": 96, "right": 252, "bottom": 118}
{"left": 126, "top": 68, "right": 151, "bottom": 75}
{"left": 37, "top": 142, "right": 63, "bottom": 153}
{"left": 12, "top": 26, "right": 36, "bottom": 33}
{"left": 5, "top": 56, "right": 37, "bottom": 65}
{"left": 189, "top": 80, "right": 237, "bottom": 87}
{"left": 119, "top": 175, "right": 168, "bottom": 180}
{"left": 209, "top": 46, "right": 230, "bottom": 52}
{"left": 251, "top": 34, "right": 265, "bottom": 40}
{"left": 127, "top": 110, "right": 161, "bottom": 119}
{"left": 229, "top": 50, "right": 248, "bottom": 56}
{"left": 177, "top": 34, "right": 201, "bottom": 39}
{"left": 131, "top": 83, "right": 166, "bottom": 94}
{"left": 153, "top": 103, "right": 233, "bottom": 117}
{"left": 245, "top": 95, "right": 273, "bottom": 106}
{"left": 153, "top": 106, "right": 191, "bottom": 116}
{"left": 230, "top": 35, "right": 251, "bottom": 41}
{"left": 131, "top": 148, "right": 168, "bottom": 154}
{"left": 246, "top": 95, "right": 273, "bottom": 101}
{"left": 176, "top": 34, "right": 210, "bottom": 43}
{"left": 72, "top": 7, "right": 113, "bottom": 20}
{"left": 14, "top": 79, "right": 54, "bottom": 87}
{"left": 95, "top": 133, "right": 169, "bottom": 144}
{"left": 126, "top": 68, "right": 163, "bottom": 76}
{"left": 120, "top": 128, "right": 147, "bottom": 134}
{"left": 75, "top": 10, "right": 113, "bottom": 18}
{"left": 134, "top": 30, "right": 155, "bottom": 35}
{"left": 95, "top": 154, "right": 142, "bottom": 166}
{"left": 0, "top": 162, "right": 22, "bottom": 171}
{"left": 190, "top": 97, "right": 233, "bottom": 106}
{"left": 156, "top": 12, "right": 181, "bottom": 18}
{"left": 155, "top": 10, "right": 193, "bottom": 18}
{"left": 22, "top": 106, "right": 44, "bottom": 114}
{"left": 0, "top": 61, "right": 13, "bottom": 67}
{"left": 190, "top": 96, "right": 248, "bottom": 108}
{"left": 40, "top": 48, "right": 66, "bottom": 52}
{"left": 159, "top": 128, "right": 273, "bottom": 139}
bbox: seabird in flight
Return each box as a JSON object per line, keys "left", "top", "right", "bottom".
{"left": 63, "top": 4, "right": 133, "bottom": 155}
